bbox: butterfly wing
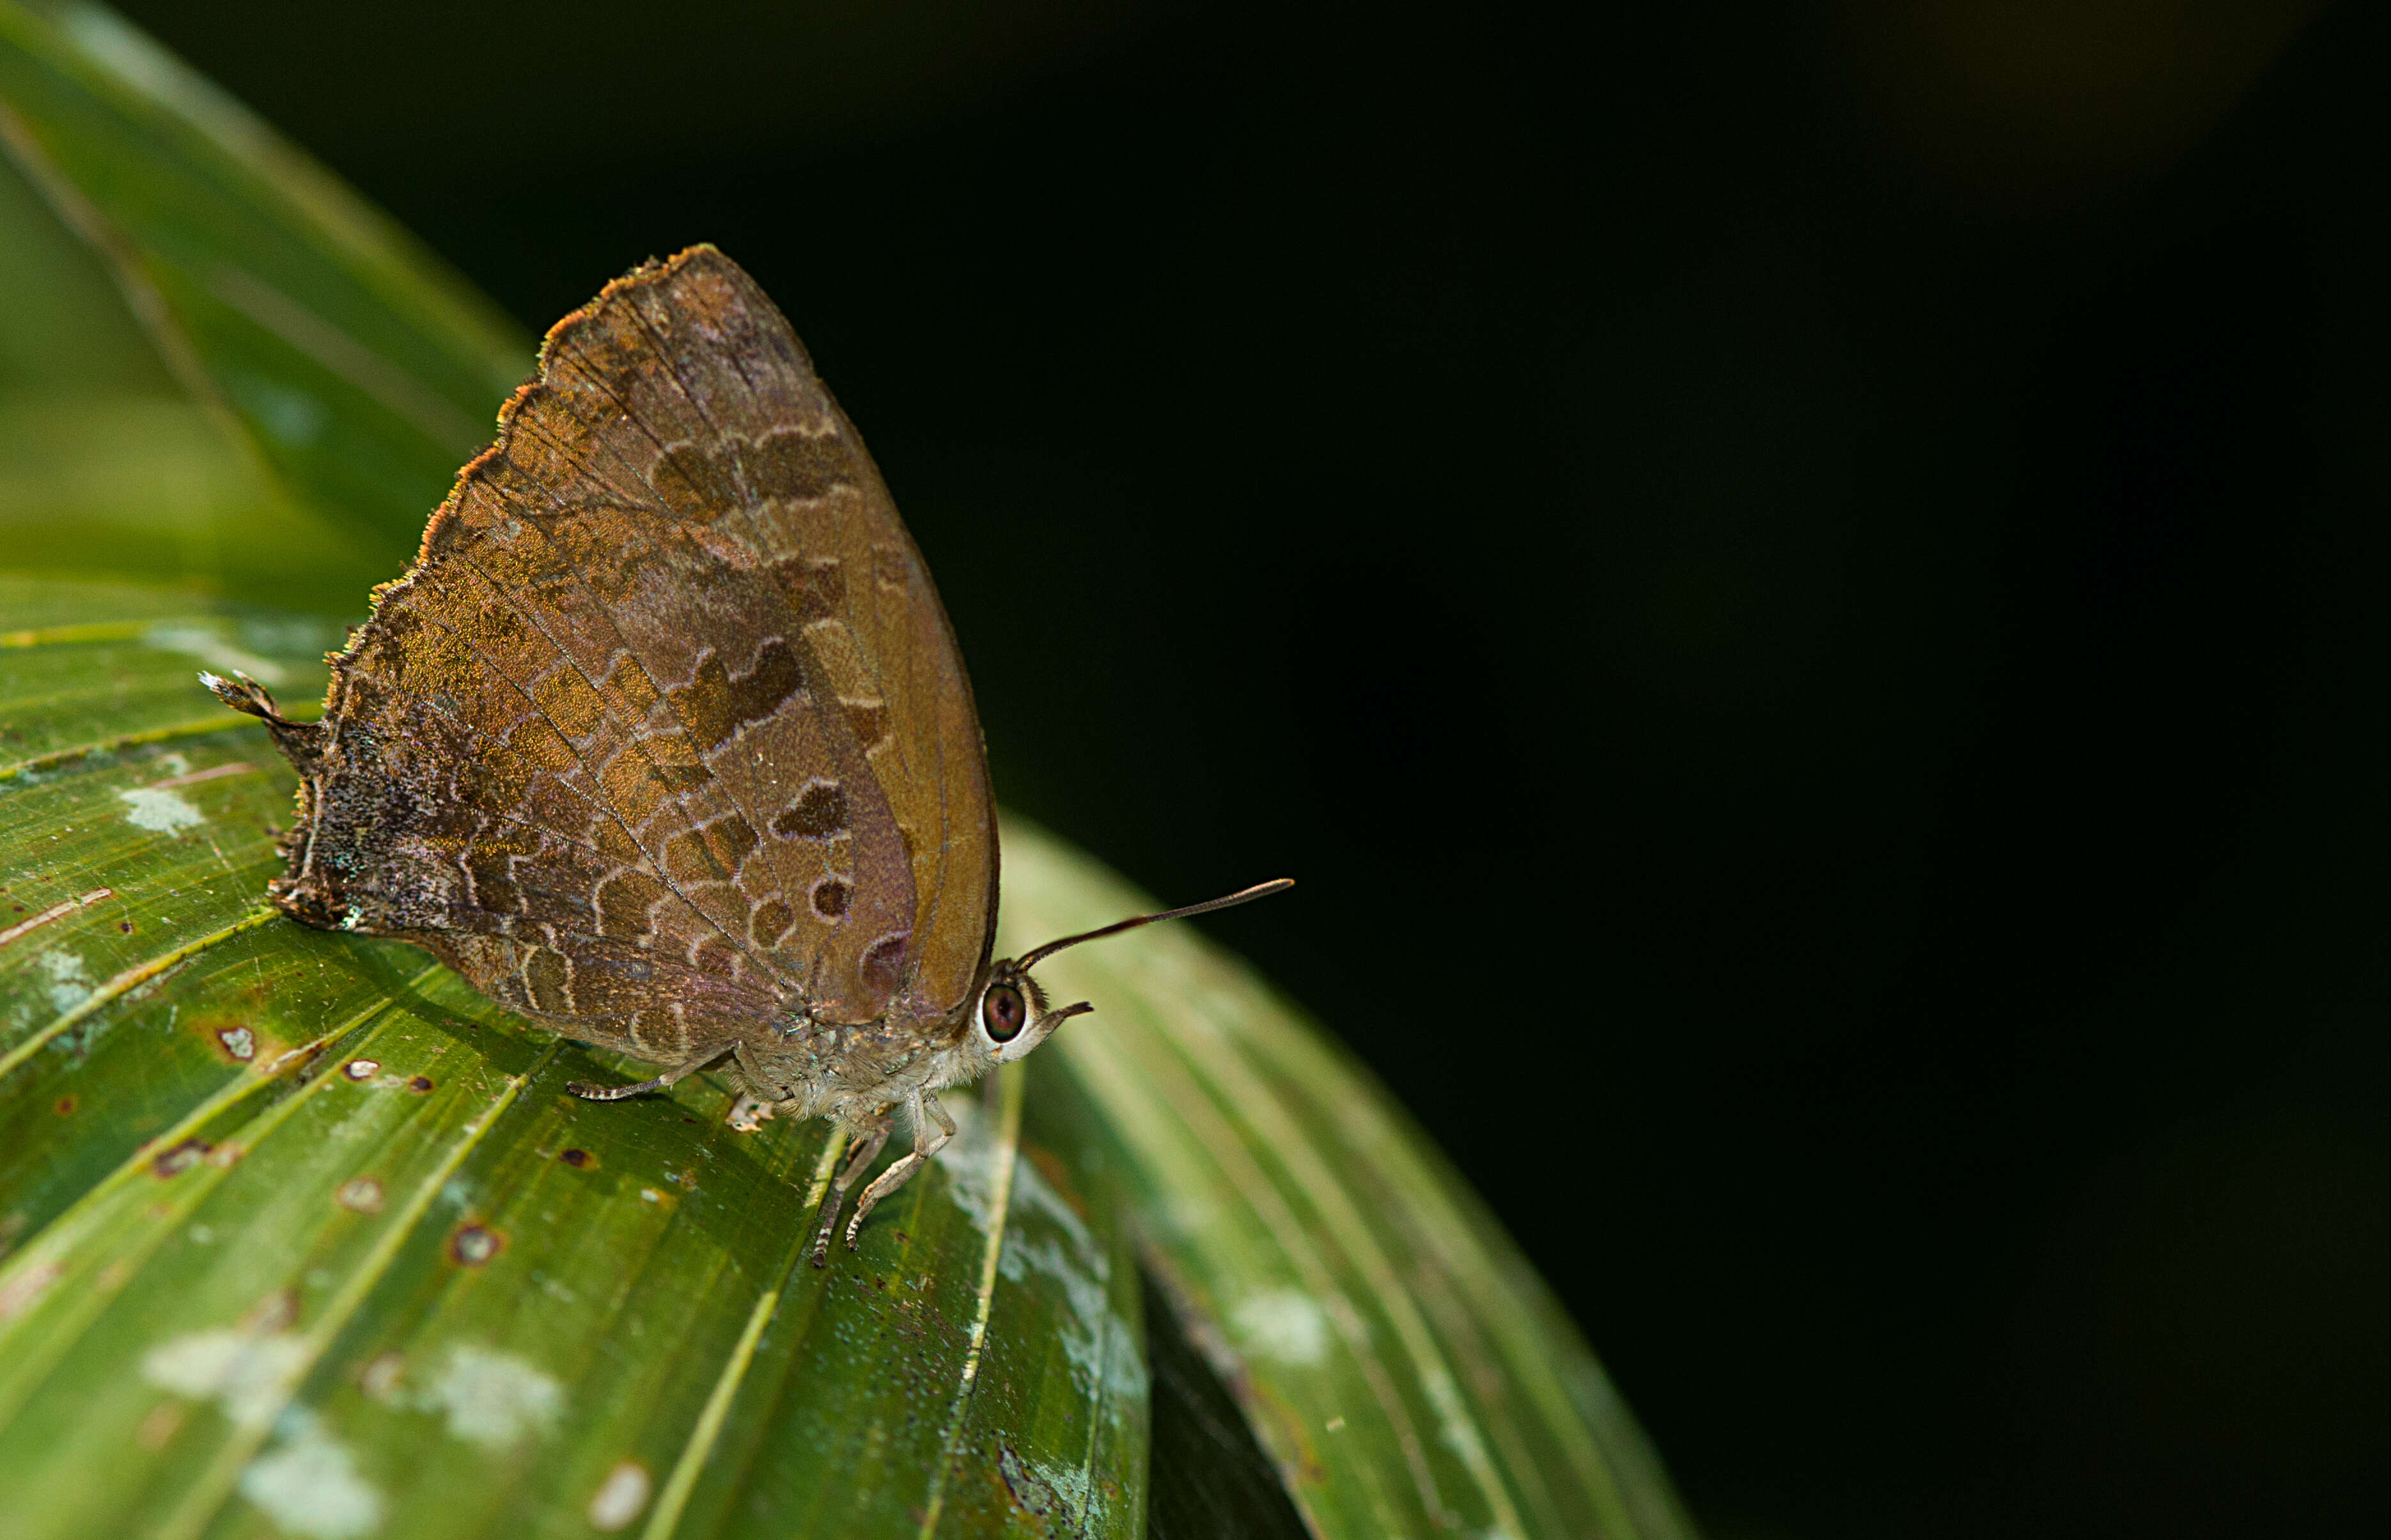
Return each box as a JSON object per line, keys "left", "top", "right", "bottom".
{"left": 253, "top": 635, "right": 784, "bottom": 1066}
{"left": 529, "top": 247, "right": 999, "bottom": 1026}
{"left": 274, "top": 246, "right": 998, "bottom": 1059}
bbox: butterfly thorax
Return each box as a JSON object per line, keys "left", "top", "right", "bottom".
{"left": 735, "top": 996, "right": 987, "bottom": 1125}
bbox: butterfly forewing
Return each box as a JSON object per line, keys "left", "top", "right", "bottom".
{"left": 309, "top": 245, "right": 997, "bottom": 1058}
{"left": 597, "top": 255, "right": 997, "bottom": 1022}
{"left": 598, "top": 267, "right": 999, "bottom": 1028}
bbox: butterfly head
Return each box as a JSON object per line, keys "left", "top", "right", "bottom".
{"left": 949, "top": 878, "right": 1294, "bottom": 1078}
{"left": 965, "top": 961, "right": 1084, "bottom": 1066}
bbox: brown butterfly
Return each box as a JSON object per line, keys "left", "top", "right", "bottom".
{"left": 204, "top": 245, "right": 1286, "bottom": 1262}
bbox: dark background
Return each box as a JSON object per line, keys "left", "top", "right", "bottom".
{"left": 109, "top": 2, "right": 2387, "bottom": 1535}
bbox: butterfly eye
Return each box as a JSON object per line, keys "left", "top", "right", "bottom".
{"left": 981, "top": 983, "right": 1027, "bottom": 1044}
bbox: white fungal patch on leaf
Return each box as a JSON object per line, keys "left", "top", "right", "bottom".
{"left": 141, "top": 1327, "right": 309, "bottom": 1428}
{"left": 1038, "top": 1457, "right": 1094, "bottom": 1525}
{"left": 359, "top": 1352, "right": 405, "bottom": 1401}
{"left": 117, "top": 786, "right": 205, "bottom": 834}
{"left": 997, "top": 1444, "right": 1097, "bottom": 1530}
{"left": 587, "top": 1461, "right": 653, "bottom": 1531}
{"left": 423, "top": 1342, "right": 563, "bottom": 1449}
{"left": 995, "top": 1154, "right": 1144, "bottom": 1410}
{"left": 935, "top": 1098, "right": 1151, "bottom": 1473}
{"left": 1006, "top": 1153, "right": 1097, "bottom": 1263}
{"left": 1233, "top": 1288, "right": 1330, "bottom": 1365}
{"left": 37, "top": 950, "right": 91, "bottom": 1016}
{"left": 931, "top": 1096, "right": 1005, "bottom": 1233}
{"left": 238, "top": 1411, "right": 384, "bottom": 1539}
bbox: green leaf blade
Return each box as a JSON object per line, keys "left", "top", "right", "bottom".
{"left": 3, "top": 9, "right": 1697, "bottom": 1525}
{"left": 0, "top": 580, "right": 1160, "bottom": 1540}
{"left": 0, "top": 0, "right": 531, "bottom": 571}
{"left": 1002, "top": 829, "right": 1702, "bottom": 1540}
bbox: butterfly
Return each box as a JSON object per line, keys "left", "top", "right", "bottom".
{"left": 205, "top": 245, "right": 1286, "bottom": 1262}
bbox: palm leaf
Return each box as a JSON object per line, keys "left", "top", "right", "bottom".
{"left": 0, "top": 5, "right": 1696, "bottom": 1535}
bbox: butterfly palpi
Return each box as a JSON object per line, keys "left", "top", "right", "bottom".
{"left": 204, "top": 245, "right": 1287, "bottom": 1262}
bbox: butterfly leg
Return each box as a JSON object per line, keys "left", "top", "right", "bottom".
{"left": 845, "top": 1091, "right": 955, "bottom": 1250}
{"left": 565, "top": 1044, "right": 731, "bottom": 1103}
{"left": 809, "top": 1114, "right": 892, "bottom": 1267}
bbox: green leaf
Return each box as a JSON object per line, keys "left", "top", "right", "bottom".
{"left": 1013, "top": 855, "right": 1698, "bottom": 1540}
{"left": 1, "top": 7, "right": 1698, "bottom": 1535}
{"left": 0, "top": 579, "right": 1693, "bottom": 1539}
{"left": 0, "top": 0, "right": 531, "bottom": 607}
{"left": 0, "top": 579, "right": 1153, "bottom": 1540}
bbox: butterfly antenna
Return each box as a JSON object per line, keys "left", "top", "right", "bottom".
{"left": 1016, "top": 879, "right": 1293, "bottom": 972}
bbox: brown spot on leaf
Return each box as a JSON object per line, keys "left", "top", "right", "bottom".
{"left": 52, "top": 1095, "right": 75, "bottom": 1117}
{"left": 193, "top": 1013, "right": 281, "bottom": 1066}
{"left": 336, "top": 1178, "right": 385, "bottom": 1213}
{"left": 560, "top": 1147, "right": 595, "bottom": 1169}
{"left": 407, "top": 1076, "right": 434, "bottom": 1094}
{"left": 150, "top": 1139, "right": 209, "bottom": 1178}
{"left": 449, "top": 1223, "right": 506, "bottom": 1266}
{"left": 344, "top": 1059, "right": 380, "bottom": 1080}
{"left": 810, "top": 876, "right": 851, "bottom": 919}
